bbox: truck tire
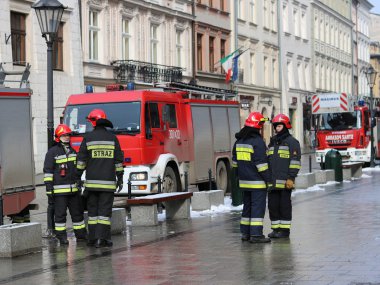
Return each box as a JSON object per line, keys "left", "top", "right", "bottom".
{"left": 163, "top": 166, "right": 180, "bottom": 193}
{"left": 216, "top": 160, "right": 229, "bottom": 194}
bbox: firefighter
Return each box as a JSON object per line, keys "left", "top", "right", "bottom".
{"left": 76, "top": 109, "right": 124, "bottom": 248}
{"left": 267, "top": 114, "right": 301, "bottom": 238}
{"left": 43, "top": 124, "right": 87, "bottom": 245}
{"left": 232, "top": 112, "right": 272, "bottom": 243}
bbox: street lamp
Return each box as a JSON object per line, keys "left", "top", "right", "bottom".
{"left": 364, "top": 65, "right": 378, "bottom": 167}
{"left": 32, "top": 0, "right": 66, "bottom": 149}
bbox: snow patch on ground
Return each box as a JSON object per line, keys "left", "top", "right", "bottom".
{"left": 363, "top": 166, "right": 380, "bottom": 172}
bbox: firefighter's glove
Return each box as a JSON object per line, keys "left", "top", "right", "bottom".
{"left": 285, "top": 179, "right": 294, "bottom": 190}
{"left": 76, "top": 180, "right": 83, "bottom": 190}
{"left": 46, "top": 184, "right": 54, "bottom": 195}
{"left": 267, "top": 185, "right": 275, "bottom": 193}
{"left": 116, "top": 180, "right": 123, "bottom": 193}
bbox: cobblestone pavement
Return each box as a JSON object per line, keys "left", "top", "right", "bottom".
{"left": 2, "top": 168, "right": 380, "bottom": 284}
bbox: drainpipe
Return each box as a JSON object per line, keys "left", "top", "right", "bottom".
{"left": 277, "top": 0, "right": 284, "bottom": 113}
{"left": 192, "top": 0, "right": 196, "bottom": 82}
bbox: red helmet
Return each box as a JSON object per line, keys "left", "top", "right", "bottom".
{"left": 244, "top": 112, "right": 267, "bottom": 129}
{"left": 87, "top": 109, "right": 107, "bottom": 127}
{"left": 272, "top": 114, "right": 292, "bottom": 129}
{"left": 54, "top": 124, "right": 72, "bottom": 142}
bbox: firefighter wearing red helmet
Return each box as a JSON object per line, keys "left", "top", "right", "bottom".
{"left": 43, "top": 124, "right": 87, "bottom": 245}
{"left": 267, "top": 114, "right": 301, "bottom": 238}
{"left": 232, "top": 112, "right": 272, "bottom": 243}
{"left": 76, "top": 109, "right": 124, "bottom": 248}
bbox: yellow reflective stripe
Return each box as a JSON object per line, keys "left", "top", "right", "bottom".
{"left": 85, "top": 183, "right": 117, "bottom": 190}
{"left": 257, "top": 165, "right": 269, "bottom": 172}
{"left": 279, "top": 154, "right": 290, "bottom": 158}
{"left": 279, "top": 224, "right": 291, "bottom": 229}
{"left": 44, "top": 177, "right": 53, "bottom": 182}
{"left": 87, "top": 145, "right": 115, "bottom": 150}
{"left": 88, "top": 220, "right": 97, "bottom": 225}
{"left": 271, "top": 224, "right": 280, "bottom": 229}
{"left": 239, "top": 183, "right": 266, "bottom": 189}
{"left": 240, "top": 220, "right": 250, "bottom": 225}
{"left": 53, "top": 187, "right": 78, "bottom": 193}
{"left": 97, "top": 220, "right": 111, "bottom": 225}
{"left": 237, "top": 152, "right": 251, "bottom": 161}
{"left": 73, "top": 224, "right": 86, "bottom": 230}
{"left": 77, "top": 164, "right": 86, "bottom": 170}
{"left": 276, "top": 184, "right": 286, "bottom": 188}
{"left": 116, "top": 167, "right": 124, "bottom": 172}
{"left": 268, "top": 150, "right": 274, "bottom": 155}
{"left": 250, "top": 221, "right": 263, "bottom": 226}
{"left": 290, "top": 165, "right": 301, "bottom": 169}
{"left": 46, "top": 191, "right": 52, "bottom": 195}
{"left": 278, "top": 150, "right": 290, "bottom": 154}
{"left": 236, "top": 147, "right": 254, "bottom": 153}
{"left": 55, "top": 157, "right": 75, "bottom": 163}
{"left": 232, "top": 164, "right": 238, "bottom": 168}
{"left": 55, "top": 227, "right": 66, "bottom": 231}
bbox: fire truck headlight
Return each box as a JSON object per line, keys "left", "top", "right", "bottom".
{"left": 130, "top": 172, "right": 148, "bottom": 181}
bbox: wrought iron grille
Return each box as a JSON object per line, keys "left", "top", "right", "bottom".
{"left": 111, "top": 60, "right": 184, "bottom": 84}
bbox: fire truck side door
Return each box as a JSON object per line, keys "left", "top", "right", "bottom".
{"left": 143, "top": 102, "right": 164, "bottom": 164}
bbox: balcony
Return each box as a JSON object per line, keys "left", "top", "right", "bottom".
{"left": 111, "top": 60, "right": 184, "bottom": 84}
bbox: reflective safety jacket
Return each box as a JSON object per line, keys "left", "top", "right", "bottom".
{"left": 43, "top": 143, "right": 78, "bottom": 195}
{"left": 232, "top": 133, "right": 272, "bottom": 190}
{"left": 76, "top": 126, "right": 124, "bottom": 192}
{"left": 268, "top": 132, "right": 301, "bottom": 189}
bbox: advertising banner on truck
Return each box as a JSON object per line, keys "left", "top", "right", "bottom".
{"left": 312, "top": 93, "right": 354, "bottom": 114}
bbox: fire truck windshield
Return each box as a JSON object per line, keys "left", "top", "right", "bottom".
{"left": 63, "top": 102, "right": 141, "bottom": 134}
{"left": 319, "top": 111, "right": 361, "bottom": 131}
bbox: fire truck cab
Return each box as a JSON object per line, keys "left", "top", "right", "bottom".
{"left": 63, "top": 83, "right": 240, "bottom": 195}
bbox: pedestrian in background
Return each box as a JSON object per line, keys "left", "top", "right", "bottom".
{"left": 76, "top": 109, "right": 124, "bottom": 248}
{"left": 232, "top": 112, "right": 272, "bottom": 243}
{"left": 267, "top": 114, "right": 301, "bottom": 238}
{"left": 43, "top": 124, "right": 87, "bottom": 245}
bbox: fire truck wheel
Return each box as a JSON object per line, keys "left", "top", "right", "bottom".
{"left": 163, "top": 166, "right": 180, "bottom": 193}
{"left": 216, "top": 160, "right": 228, "bottom": 194}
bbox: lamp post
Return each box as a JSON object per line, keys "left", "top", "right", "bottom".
{"left": 364, "top": 65, "right": 378, "bottom": 167}
{"left": 32, "top": 0, "right": 66, "bottom": 149}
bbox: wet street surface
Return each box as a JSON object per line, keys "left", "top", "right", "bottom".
{"left": 1, "top": 168, "right": 380, "bottom": 284}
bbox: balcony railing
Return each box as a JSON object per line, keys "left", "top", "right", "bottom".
{"left": 111, "top": 60, "right": 184, "bottom": 84}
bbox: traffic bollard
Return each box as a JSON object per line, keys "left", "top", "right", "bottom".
{"left": 325, "top": 149, "right": 343, "bottom": 182}
{"left": 184, "top": 171, "right": 188, "bottom": 192}
{"left": 0, "top": 194, "right": 3, "bottom": 226}
{"left": 208, "top": 168, "right": 212, "bottom": 190}
{"left": 157, "top": 175, "right": 162, "bottom": 193}
{"left": 231, "top": 167, "right": 243, "bottom": 206}
{"left": 309, "top": 155, "right": 312, "bottom": 173}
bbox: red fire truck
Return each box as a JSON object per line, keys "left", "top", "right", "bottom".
{"left": 63, "top": 82, "right": 240, "bottom": 195}
{"left": 313, "top": 92, "right": 379, "bottom": 166}
{"left": 0, "top": 63, "right": 36, "bottom": 224}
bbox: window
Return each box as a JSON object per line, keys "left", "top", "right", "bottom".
{"left": 10, "top": 12, "right": 26, "bottom": 65}
{"left": 122, "top": 19, "right": 131, "bottom": 60}
{"left": 53, "top": 23, "right": 64, "bottom": 70}
{"left": 250, "top": 0, "right": 256, "bottom": 23}
{"left": 272, "top": 58, "right": 277, "bottom": 88}
{"left": 166, "top": 104, "right": 177, "bottom": 128}
{"left": 287, "top": 60, "right": 294, "bottom": 88}
{"left": 305, "top": 63, "right": 310, "bottom": 90}
{"left": 148, "top": 103, "right": 160, "bottom": 128}
{"left": 221, "top": 39, "right": 226, "bottom": 59}
{"left": 264, "top": 0, "right": 269, "bottom": 28}
{"left": 314, "top": 16, "right": 319, "bottom": 39}
{"left": 209, "top": 0, "right": 213, "bottom": 7}
{"left": 209, "top": 36, "right": 215, "bottom": 72}
{"left": 150, "top": 25, "right": 158, "bottom": 63}
{"left": 197, "top": 34, "right": 203, "bottom": 70}
{"left": 264, "top": 56, "right": 269, "bottom": 86}
{"left": 89, "top": 10, "right": 99, "bottom": 60}
{"left": 294, "top": 9, "right": 300, "bottom": 37}
{"left": 238, "top": 0, "right": 244, "bottom": 19}
{"left": 283, "top": 5, "right": 289, "bottom": 33}
{"left": 301, "top": 12, "right": 307, "bottom": 39}
{"left": 271, "top": 0, "right": 276, "bottom": 32}
{"left": 298, "top": 63, "right": 304, "bottom": 89}
{"left": 315, "top": 63, "right": 320, "bottom": 89}
{"left": 220, "top": 0, "right": 225, "bottom": 11}
{"left": 176, "top": 30, "right": 183, "bottom": 67}
{"left": 250, "top": 53, "right": 256, "bottom": 84}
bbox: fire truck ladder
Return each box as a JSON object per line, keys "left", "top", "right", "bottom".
{"left": 156, "top": 81, "right": 238, "bottom": 101}
{"left": 0, "top": 62, "right": 31, "bottom": 88}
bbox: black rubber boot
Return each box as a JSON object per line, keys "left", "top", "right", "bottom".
{"left": 57, "top": 236, "right": 69, "bottom": 245}
{"left": 241, "top": 234, "right": 250, "bottom": 241}
{"left": 277, "top": 229, "right": 290, "bottom": 238}
{"left": 249, "top": 235, "right": 271, "bottom": 243}
{"left": 268, "top": 229, "right": 281, "bottom": 238}
{"left": 95, "top": 239, "right": 104, "bottom": 248}
{"left": 104, "top": 240, "right": 113, "bottom": 247}
{"left": 87, "top": 239, "right": 96, "bottom": 247}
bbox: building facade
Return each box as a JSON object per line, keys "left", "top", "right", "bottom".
{"left": 81, "top": 0, "right": 193, "bottom": 90}
{"left": 230, "top": 0, "right": 280, "bottom": 143}
{"left": 0, "top": 0, "right": 84, "bottom": 172}
{"left": 279, "top": 0, "right": 313, "bottom": 149}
